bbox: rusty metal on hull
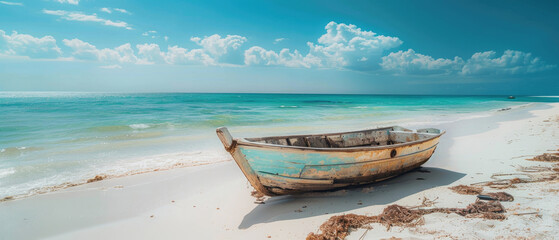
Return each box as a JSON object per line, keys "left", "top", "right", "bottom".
{"left": 216, "top": 126, "right": 444, "bottom": 196}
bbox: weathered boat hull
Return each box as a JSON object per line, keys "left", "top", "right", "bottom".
{"left": 217, "top": 126, "right": 443, "bottom": 196}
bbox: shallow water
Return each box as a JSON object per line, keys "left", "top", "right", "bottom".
{"left": 1, "top": 92, "right": 557, "bottom": 198}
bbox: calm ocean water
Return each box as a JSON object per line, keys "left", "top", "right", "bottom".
{"left": 1, "top": 92, "right": 557, "bottom": 198}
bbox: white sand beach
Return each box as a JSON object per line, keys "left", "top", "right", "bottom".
{"left": 1, "top": 103, "right": 558, "bottom": 240}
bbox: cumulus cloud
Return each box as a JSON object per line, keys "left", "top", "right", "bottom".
{"left": 245, "top": 21, "right": 401, "bottom": 70}
{"left": 63, "top": 38, "right": 137, "bottom": 64}
{"left": 135, "top": 34, "right": 246, "bottom": 65}
{"left": 191, "top": 34, "right": 247, "bottom": 64}
{"left": 381, "top": 49, "right": 554, "bottom": 76}
{"left": 43, "top": 9, "right": 132, "bottom": 30}
{"left": 0, "top": 30, "right": 61, "bottom": 58}
{"left": 461, "top": 50, "right": 555, "bottom": 75}
{"left": 57, "top": 0, "right": 79, "bottom": 5}
{"left": 0, "top": 1, "right": 23, "bottom": 6}
{"left": 100, "top": 8, "right": 111, "bottom": 14}
{"left": 134, "top": 44, "right": 215, "bottom": 65}
{"left": 244, "top": 46, "right": 320, "bottom": 68}
{"left": 164, "top": 46, "right": 215, "bottom": 65}
{"left": 381, "top": 49, "right": 464, "bottom": 74}
{"left": 308, "top": 22, "right": 402, "bottom": 69}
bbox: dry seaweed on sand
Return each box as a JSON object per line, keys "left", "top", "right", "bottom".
{"left": 251, "top": 190, "right": 266, "bottom": 204}
{"left": 528, "top": 152, "right": 559, "bottom": 162}
{"left": 87, "top": 175, "right": 105, "bottom": 183}
{"left": 485, "top": 192, "right": 514, "bottom": 202}
{"left": 307, "top": 201, "right": 506, "bottom": 240}
{"left": 449, "top": 185, "right": 483, "bottom": 195}
{"left": 306, "top": 213, "right": 378, "bottom": 240}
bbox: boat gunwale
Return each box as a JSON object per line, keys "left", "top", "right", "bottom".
{"left": 235, "top": 127, "right": 445, "bottom": 152}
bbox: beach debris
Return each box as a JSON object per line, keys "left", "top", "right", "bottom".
{"left": 1, "top": 196, "right": 14, "bottom": 202}
{"left": 87, "top": 175, "right": 106, "bottom": 183}
{"left": 295, "top": 209, "right": 303, "bottom": 213}
{"left": 251, "top": 190, "right": 266, "bottom": 204}
{"left": 306, "top": 200, "right": 506, "bottom": 240}
{"left": 477, "top": 195, "right": 495, "bottom": 201}
{"left": 416, "top": 178, "right": 425, "bottom": 180}
{"left": 453, "top": 201, "right": 506, "bottom": 220}
{"left": 478, "top": 192, "right": 514, "bottom": 202}
{"left": 529, "top": 153, "right": 559, "bottom": 162}
{"left": 512, "top": 212, "right": 540, "bottom": 216}
{"left": 478, "top": 165, "right": 559, "bottom": 189}
{"left": 306, "top": 213, "right": 376, "bottom": 240}
{"left": 449, "top": 185, "right": 483, "bottom": 195}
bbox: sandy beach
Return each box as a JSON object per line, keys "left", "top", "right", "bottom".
{"left": 1, "top": 102, "right": 558, "bottom": 240}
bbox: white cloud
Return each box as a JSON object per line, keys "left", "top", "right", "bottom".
{"left": 191, "top": 34, "right": 246, "bottom": 64}
{"left": 43, "top": 9, "right": 132, "bottom": 30}
{"left": 308, "top": 21, "right": 402, "bottom": 69}
{"left": 57, "top": 0, "right": 79, "bottom": 5}
{"left": 461, "top": 50, "right": 555, "bottom": 75}
{"left": 381, "top": 49, "right": 554, "bottom": 76}
{"left": 164, "top": 36, "right": 169, "bottom": 41}
{"left": 245, "top": 21, "right": 401, "bottom": 70}
{"left": 244, "top": 46, "right": 320, "bottom": 68}
{"left": 0, "top": 30, "right": 61, "bottom": 58}
{"left": 135, "top": 43, "right": 165, "bottom": 64}
{"left": 165, "top": 46, "right": 215, "bottom": 65}
{"left": 114, "top": 8, "right": 130, "bottom": 14}
{"left": 135, "top": 44, "right": 216, "bottom": 65}
{"left": 101, "top": 7, "right": 131, "bottom": 15}
{"left": 273, "top": 38, "right": 286, "bottom": 44}
{"left": 63, "top": 38, "right": 137, "bottom": 64}
{"left": 381, "top": 49, "right": 464, "bottom": 74}
{"left": 0, "top": 1, "right": 23, "bottom": 6}
{"left": 142, "top": 30, "right": 157, "bottom": 37}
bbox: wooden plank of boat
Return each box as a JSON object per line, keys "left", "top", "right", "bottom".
{"left": 216, "top": 126, "right": 445, "bottom": 196}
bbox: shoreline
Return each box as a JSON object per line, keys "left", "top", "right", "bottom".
{"left": 1, "top": 102, "right": 558, "bottom": 239}
{"left": 0, "top": 102, "right": 534, "bottom": 201}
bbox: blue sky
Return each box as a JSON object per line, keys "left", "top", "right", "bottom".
{"left": 0, "top": 0, "right": 557, "bottom": 94}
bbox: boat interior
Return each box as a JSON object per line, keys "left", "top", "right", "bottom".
{"left": 245, "top": 126, "right": 442, "bottom": 148}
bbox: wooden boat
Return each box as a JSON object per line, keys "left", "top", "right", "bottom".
{"left": 216, "top": 126, "right": 444, "bottom": 196}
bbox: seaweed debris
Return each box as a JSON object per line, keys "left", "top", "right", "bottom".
{"left": 306, "top": 201, "right": 506, "bottom": 240}
{"left": 486, "top": 192, "right": 514, "bottom": 202}
{"left": 449, "top": 185, "right": 483, "bottom": 195}
{"left": 87, "top": 175, "right": 106, "bottom": 183}
{"left": 251, "top": 190, "right": 266, "bottom": 204}
{"left": 529, "top": 153, "right": 559, "bottom": 162}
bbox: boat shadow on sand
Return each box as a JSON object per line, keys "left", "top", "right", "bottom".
{"left": 238, "top": 166, "right": 465, "bottom": 229}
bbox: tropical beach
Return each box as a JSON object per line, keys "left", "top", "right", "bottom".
{"left": 1, "top": 97, "right": 558, "bottom": 239}
{"left": 1, "top": 0, "right": 559, "bottom": 239}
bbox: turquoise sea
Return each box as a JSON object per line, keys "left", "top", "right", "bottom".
{"left": 1, "top": 92, "right": 557, "bottom": 198}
